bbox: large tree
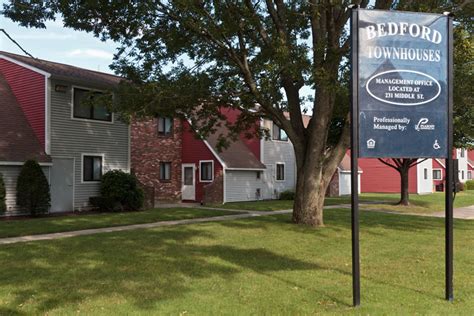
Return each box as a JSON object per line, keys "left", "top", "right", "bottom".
{"left": 3, "top": 0, "right": 471, "bottom": 226}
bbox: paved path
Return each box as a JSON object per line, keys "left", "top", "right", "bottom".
{"left": 0, "top": 209, "right": 292, "bottom": 245}
{"left": 0, "top": 204, "right": 472, "bottom": 246}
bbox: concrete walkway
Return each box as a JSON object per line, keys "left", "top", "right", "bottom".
{"left": 0, "top": 203, "right": 472, "bottom": 246}
{"left": 0, "top": 209, "right": 292, "bottom": 245}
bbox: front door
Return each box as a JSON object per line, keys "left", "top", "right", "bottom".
{"left": 182, "top": 164, "right": 196, "bottom": 201}
{"left": 51, "top": 158, "right": 74, "bottom": 213}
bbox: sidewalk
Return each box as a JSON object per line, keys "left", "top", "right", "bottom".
{"left": 0, "top": 209, "right": 292, "bottom": 245}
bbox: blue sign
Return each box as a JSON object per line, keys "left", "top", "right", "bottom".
{"left": 357, "top": 10, "right": 449, "bottom": 158}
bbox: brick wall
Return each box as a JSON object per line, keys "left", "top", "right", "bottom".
{"left": 131, "top": 117, "right": 182, "bottom": 204}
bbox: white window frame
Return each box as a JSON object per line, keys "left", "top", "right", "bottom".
{"left": 272, "top": 122, "right": 288, "bottom": 142}
{"left": 468, "top": 171, "right": 472, "bottom": 180}
{"left": 199, "top": 160, "right": 214, "bottom": 182}
{"left": 275, "top": 162, "right": 285, "bottom": 182}
{"left": 71, "top": 85, "right": 114, "bottom": 124}
{"left": 432, "top": 168, "right": 443, "bottom": 180}
{"left": 81, "top": 153, "right": 105, "bottom": 183}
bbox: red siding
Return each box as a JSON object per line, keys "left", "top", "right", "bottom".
{"left": 182, "top": 120, "right": 223, "bottom": 202}
{"left": 359, "top": 158, "right": 418, "bottom": 193}
{"left": 219, "top": 107, "right": 260, "bottom": 160}
{"left": 0, "top": 59, "right": 45, "bottom": 148}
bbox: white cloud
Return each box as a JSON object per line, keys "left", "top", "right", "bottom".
{"left": 67, "top": 49, "right": 113, "bottom": 60}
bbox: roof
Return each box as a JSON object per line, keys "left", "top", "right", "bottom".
{"left": 338, "top": 154, "right": 362, "bottom": 172}
{"left": 468, "top": 159, "right": 474, "bottom": 168}
{"left": 0, "top": 72, "right": 51, "bottom": 163}
{"left": 205, "top": 124, "right": 266, "bottom": 170}
{"left": 0, "top": 51, "right": 122, "bottom": 88}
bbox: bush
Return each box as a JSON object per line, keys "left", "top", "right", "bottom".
{"left": 466, "top": 180, "right": 474, "bottom": 190}
{"left": 456, "top": 182, "right": 465, "bottom": 192}
{"left": 89, "top": 196, "right": 118, "bottom": 212}
{"left": 16, "top": 160, "right": 50, "bottom": 216}
{"left": 99, "top": 170, "right": 144, "bottom": 211}
{"left": 0, "top": 173, "right": 6, "bottom": 213}
{"left": 279, "top": 190, "right": 295, "bottom": 200}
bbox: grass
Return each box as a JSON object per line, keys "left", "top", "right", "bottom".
{"left": 0, "top": 208, "right": 239, "bottom": 239}
{"left": 212, "top": 190, "right": 474, "bottom": 214}
{"left": 0, "top": 210, "right": 473, "bottom": 314}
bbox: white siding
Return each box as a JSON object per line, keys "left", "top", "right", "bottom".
{"left": 261, "top": 119, "right": 296, "bottom": 199}
{"left": 50, "top": 79, "right": 130, "bottom": 210}
{"left": 417, "top": 159, "right": 433, "bottom": 194}
{"left": 225, "top": 170, "right": 264, "bottom": 202}
{"left": 0, "top": 165, "right": 50, "bottom": 212}
{"left": 339, "top": 172, "right": 361, "bottom": 195}
{"left": 456, "top": 149, "right": 469, "bottom": 183}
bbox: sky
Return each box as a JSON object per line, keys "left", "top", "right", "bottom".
{"left": 0, "top": 7, "right": 117, "bottom": 74}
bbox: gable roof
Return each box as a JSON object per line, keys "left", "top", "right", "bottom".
{"left": 468, "top": 159, "right": 474, "bottom": 169}
{"left": 0, "top": 72, "right": 51, "bottom": 163}
{"left": 205, "top": 124, "right": 265, "bottom": 170}
{"left": 0, "top": 51, "right": 122, "bottom": 88}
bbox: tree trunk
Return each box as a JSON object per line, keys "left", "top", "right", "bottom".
{"left": 398, "top": 166, "right": 410, "bottom": 206}
{"left": 292, "top": 150, "right": 341, "bottom": 227}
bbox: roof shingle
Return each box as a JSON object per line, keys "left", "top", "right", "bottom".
{"left": 0, "top": 51, "right": 122, "bottom": 88}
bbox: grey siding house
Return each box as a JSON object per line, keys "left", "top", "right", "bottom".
{"left": 0, "top": 51, "right": 129, "bottom": 213}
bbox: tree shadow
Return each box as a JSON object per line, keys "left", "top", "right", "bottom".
{"left": 0, "top": 226, "right": 330, "bottom": 313}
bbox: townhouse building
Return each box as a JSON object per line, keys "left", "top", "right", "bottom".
{"left": 0, "top": 51, "right": 130, "bottom": 213}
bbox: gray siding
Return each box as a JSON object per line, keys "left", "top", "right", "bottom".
{"left": 261, "top": 119, "right": 296, "bottom": 199}
{"left": 50, "top": 79, "right": 130, "bottom": 209}
{"left": 225, "top": 170, "right": 264, "bottom": 202}
{"left": 0, "top": 165, "right": 50, "bottom": 212}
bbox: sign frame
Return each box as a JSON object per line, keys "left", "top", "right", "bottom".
{"left": 349, "top": 6, "right": 454, "bottom": 307}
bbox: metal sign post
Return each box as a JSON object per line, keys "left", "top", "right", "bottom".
{"left": 349, "top": 7, "right": 453, "bottom": 306}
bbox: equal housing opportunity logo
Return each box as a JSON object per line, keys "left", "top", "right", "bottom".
{"left": 414, "top": 118, "right": 435, "bottom": 131}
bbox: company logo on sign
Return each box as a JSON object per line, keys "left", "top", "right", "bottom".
{"left": 415, "top": 118, "right": 435, "bottom": 131}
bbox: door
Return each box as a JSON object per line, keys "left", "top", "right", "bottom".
{"left": 263, "top": 164, "right": 275, "bottom": 199}
{"left": 50, "top": 158, "right": 74, "bottom": 213}
{"left": 182, "top": 164, "right": 196, "bottom": 200}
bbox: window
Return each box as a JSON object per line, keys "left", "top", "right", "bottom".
{"left": 200, "top": 161, "right": 213, "bottom": 182}
{"left": 73, "top": 88, "right": 112, "bottom": 122}
{"left": 433, "top": 169, "right": 442, "bottom": 180}
{"left": 460, "top": 149, "right": 465, "bottom": 158}
{"left": 276, "top": 163, "right": 285, "bottom": 181}
{"left": 83, "top": 155, "right": 103, "bottom": 182}
{"left": 468, "top": 171, "right": 472, "bottom": 180}
{"left": 272, "top": 123, "right": 288, "bottom": 141}
{"left": 159, "top": 162, "right": 172, "bottom": 181}
{"left": 462, "top": 170, "right": 465, "bottom": 180}
{"left": 157, "top": 117, "right": 173, "bottom": 135}
{"left": 256, "top": 171, "right": 261, "bottom": 179}
{"left": 424, "top": 168, "right": 428, "bottom": 180}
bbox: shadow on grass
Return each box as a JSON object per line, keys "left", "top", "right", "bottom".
{"left": 0, "top": 226, "right": 326, "bottom": 314}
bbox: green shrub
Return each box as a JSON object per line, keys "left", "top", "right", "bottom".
{"left": 279, "top": 190, "right": 295, "bottom": 200}
{"left": 456, "top": 182, "right": 465, "bottom": 192}
{"left": 16, "top": 160, "right": 50, "bottom": 216}
{"left": 100, "top": 170, "right": 144, "bottom": 211}
{"left": 89, "top": 196, "right": 118, "bottom": 212}
{"left": 0, "top": 173, "right": 6, "bottom": 213}
{"left": 465, "top": 180, "right": 474, "bottom": 190}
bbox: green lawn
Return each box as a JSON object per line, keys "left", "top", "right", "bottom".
{"left": 211, "top": 190, "right": 474, "bottom": 214}
{"left": 0, "top": 210, "right": 473, "bottom": 314}
{"left": 0, "top": 208, "right": 238, "bottom": 239}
